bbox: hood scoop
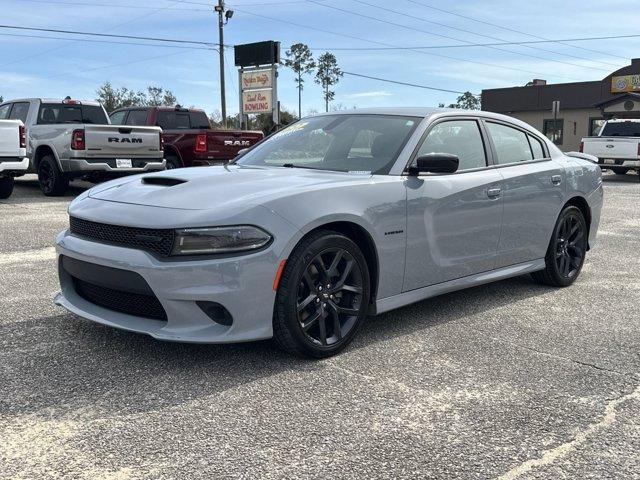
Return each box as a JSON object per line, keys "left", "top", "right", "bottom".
{"left": 142, "top": 177, "right": 187, "bottom": 187}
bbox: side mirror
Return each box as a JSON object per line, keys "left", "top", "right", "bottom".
{"left": 409, "top": 153, "right": 459, "bottom": 175}
{"left": 236, "top": 148, "right": 249, "bottom": 157}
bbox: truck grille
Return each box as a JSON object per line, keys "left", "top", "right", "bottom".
{"left": 73, "top": 277, "right": 167, "bottom": 321}
{"left": 70, "top": 217, "right": 175, "bottom": 257}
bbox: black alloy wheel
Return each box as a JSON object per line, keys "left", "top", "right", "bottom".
{"left": 273, "top": 230, "right": 370, "bottom": 358}
{"left": 296, "top": 248, "right": 364, "bottom": 347}
{"left": 532, "top": 206, "right": 588, "bottom": 287}
{"left": 37, "top": 155, "right": 68, "bottom": 196}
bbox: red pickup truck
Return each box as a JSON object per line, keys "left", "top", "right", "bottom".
{"left": 109, "top": 106, "right": 263, "bottom": 169}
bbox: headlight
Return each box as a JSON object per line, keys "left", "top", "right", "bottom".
{"left": 172, "top": 225, "right": 272, "bottom": 256}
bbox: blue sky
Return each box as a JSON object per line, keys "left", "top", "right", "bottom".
{"left": 0, "top": 0, "right": 638, "bottom": 117}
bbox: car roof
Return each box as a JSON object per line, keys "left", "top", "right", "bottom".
{"left": 605, "top": 118, "right": 640, "bottom": 123}
{"left": 3, "top": 98, "right": 102, "bottom": 106}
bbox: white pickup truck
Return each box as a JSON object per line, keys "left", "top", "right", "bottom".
{"left": 0, "top": 97, "right": 165, "bottom": 196}
{"left": 580, "top": 119, "right": 640, "bottom": 178}
{"left": 0, "top": 119, "right": 29, "bottom": 199}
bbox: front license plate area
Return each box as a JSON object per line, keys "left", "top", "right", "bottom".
{"left": 116, "top": 159, "right": 133, "bottom": 168}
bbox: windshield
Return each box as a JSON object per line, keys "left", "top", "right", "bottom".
{"left": 236, "top": 114, "right": 420, "bottom": 174}
{"left": 600, "top": 121, "right": 640, "bottom": 137}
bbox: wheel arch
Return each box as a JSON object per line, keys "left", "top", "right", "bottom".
{"left": 163, "top": 145, "right": 183, "bottom": 166}
{"left": 297, "top": 220, "right": 380, "bottom": 308}
{"left": 33, "top": 144, "right": 59, "bottom": 170}
{"left": 563, "top": 195, "right": 592, "bottom": 250}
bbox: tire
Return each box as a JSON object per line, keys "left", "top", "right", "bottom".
{"left": 531, "top": 206, "right": 588, "bottom": 288}
{"left": 165, "top": 154, "right": 182, "bottom": 170}
{"left": 273, "top": 230, "right": 371, "bottom": 358}
{"left": 38, "top": 155, "right": 68, "bottom": 196}
{"left": 614, "top": 168, "right": 629, "bottom": 175}
{"left": 0, "top": 176, "right": 14, "bottom": 199}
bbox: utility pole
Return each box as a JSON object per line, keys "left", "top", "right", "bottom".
{"left": 215, "top": 0, "right": 233, "bottom": 128}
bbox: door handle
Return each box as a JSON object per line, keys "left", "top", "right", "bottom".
{"left": 551, "top": 175, "right": 562, "bottom": 186}
{"left": 487, "top": 187, "right": 502, "bottom": 198}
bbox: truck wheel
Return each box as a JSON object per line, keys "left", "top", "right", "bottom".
{"left": 165, "top": 154, "right": 182, "bottom": 170}
{"left": 38, "top": 155, "right": 69, "bottom": 196}
{"left": 0, "top": 176, "right": 14, "bottom": 199}
{"left": 614, "top": 168, "right": 629, "bottom": 175}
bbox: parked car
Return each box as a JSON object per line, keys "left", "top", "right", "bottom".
{"left": 109, "top": 106, "right": 264, "bottom": 169}
{"left": 54, "top": 108, "right": 603, "bottom": 358}
{"left": 0, "top": 98, "right": 165, "bottom": 196}
{"left": 0, "top": 119, "right": 29, "bottom": 198}
{"left": 580, "top": 118, "right": 640, "bottom": 178}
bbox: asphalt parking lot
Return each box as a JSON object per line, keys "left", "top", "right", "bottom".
{"left": 1, "top": 173, "right": 638, "bottom": 480}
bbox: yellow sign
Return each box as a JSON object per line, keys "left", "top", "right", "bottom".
{"left": 611, "top": 74, "right": 640, "bottom": 93}
{"left": 242, "top": 89, "right": 272, "bottom": 114}
{"left": 241, "top": 70, "right": 273, "bottom": 90}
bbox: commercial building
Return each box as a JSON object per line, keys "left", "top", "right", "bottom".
{"left": 481, "top": 58, "right": 640, "bottom": 151}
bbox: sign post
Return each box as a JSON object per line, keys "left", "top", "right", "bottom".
{"left": 551, "top": 100, "right": 560, "bottom": 144}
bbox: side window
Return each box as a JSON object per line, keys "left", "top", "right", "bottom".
{"left": 189, "top": 111, "right": 210, "bottom": 129}
{"left": 528, "top": 134, "right": 546, "bottom": 159}
{"left": 109, "top": 111, "right": 127, "bottom": 125}
{"left": 156, "top": 111, "right": 189, "bottom": 129}
{"left": 486, "top": 122, "right": 533, "bottom": 164}
{"left": 416, "top": 120, "right": 487, "bottom": 170}
{"left": 0, "top": 103, "right": 11, "bottom": 119}
{"left": 125, "top": 110, "right": 148, "bottom": 125}
{"left": 9, "top": 102, "right": 30, "bottom": 123}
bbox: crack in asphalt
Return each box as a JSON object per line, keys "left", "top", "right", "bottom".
{"left": 495, "top": 384, "right": 640, "bottom": 479}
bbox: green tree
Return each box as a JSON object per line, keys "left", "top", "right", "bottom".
{"left": 0, "top": 95, "right": 3, "bottom": 103}
{"left": 439, "top": 92, "right": 480, "bottom": 110}
{"left": 146, "top": 86, "right": 177, "bottom": 107}
{"left": 315, "top": 52, "right": 343, "bottom": 113}
{"left": 283, "top": 43, "right": 315, "bottom": 118}
{"left": 96, "top": 82, "right": 179, "bottom": 113}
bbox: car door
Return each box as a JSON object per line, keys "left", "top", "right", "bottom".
{"left": 483, "top": 120, "right": 565, "bottom": 268}
{"left": 403, "top": 117, "right": 504, "bottom": 291}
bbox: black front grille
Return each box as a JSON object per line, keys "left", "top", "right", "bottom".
{"left": 73, "top": 277, "right": 167, "bottom": 321}
{"left": 70, "top": 217, "right": 175, "bottom": 257}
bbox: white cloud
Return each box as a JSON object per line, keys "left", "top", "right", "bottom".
{"left": 343, "top": 90, "right": 394, "bottom": 99}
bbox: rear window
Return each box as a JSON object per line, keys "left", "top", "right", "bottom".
{"left": 38, "top": 103, "right": 108, "bottom": 125}
{"left": 155, "top": 110, "right": 210, "bottom": 130}
{"left": 125, "top": 110, "right": 149, "bottom": 126}
{"left": 600, "top": 121, "right": 640, "bottom": 137}
{"left": 9, "top": 102, "right": 30, "bottom": 123}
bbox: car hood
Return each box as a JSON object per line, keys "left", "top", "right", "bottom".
{"left": 88, "top": 165, "right": 372, "bottom": 211}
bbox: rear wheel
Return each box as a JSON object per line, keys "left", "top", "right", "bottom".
{"left": 165, "top": 154, "right": 182, "bottom": 170}
{"left": 0, "top": 176, "right": 14, "bottom": 199}
{"left": 38, "top": 155, "right": 68, "bottom": 196}
{"left": 273, "top": 230, "right": 370, "bottom": 358}
{"left": 531, "top": 206, "right": 588, "bottom": 287}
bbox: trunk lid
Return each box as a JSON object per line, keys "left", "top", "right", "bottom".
{"left": 205, "top": 130, "right": 264, "bottom": 159}
{"left": 84, "top": 125, "right": 162, "bottom": 159}
{"left": 582, "top": 137, "right": 639, "bottom": 160}
{"left": 0, "top": 120, "right": 22, "bottom": 158}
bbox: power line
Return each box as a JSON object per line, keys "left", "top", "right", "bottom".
{"left": 342, "top": 71, "right": 467, "bottom": 94}
{"left": 403, "top": 0, "right": 629, "bottom": 61}
{"left": 304, "top": 33, "right": 640, "bottom": 51}
{"left": 0, "top": 25, "right": 216, "bottom": 47}
{"left": 0, "top": 32, "right": 216, "bottom": 50}
{"left": 346, "top": 0, "right": 618, "bottom": 70}
{"left": 16, "top": 0, "right": 213, "bottom": 12}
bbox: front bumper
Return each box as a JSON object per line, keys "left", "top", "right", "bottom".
{"left": 60, "top": 158, "right": 166, "bottom": 173}
{"left": 0, "top": 157, "right": 29, "bottom": 175}
{"left": 54, "top": 229, "right": 281, "bottom": 343}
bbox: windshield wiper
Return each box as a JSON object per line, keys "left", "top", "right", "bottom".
{"left": 281, "top": 163, "right": 319, "bottom": 170}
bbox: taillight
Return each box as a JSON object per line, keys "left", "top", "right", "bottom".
{"left": 71, "top": 129, "right": 85, "bottom": 150}
{"left": 195, "top": 133, "right": 207, "bottom": 153}
{"left": 637, "top": 142, "right": 640, "bottom": 156}
{"left": 19, "top": 125, "right": 26, "bottom": 148}
{"left": 159, "top": 132, "right": 164, "bottom": 151}
{"left": 579, "top": 141, "right": 584, "bottom": 153}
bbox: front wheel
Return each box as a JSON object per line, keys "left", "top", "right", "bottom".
{"left": 273, "top": 230, "right": 371, "bottom": 358}
{"left": 531, "top": 206, "right": 588, "bottom": 287}
{"left": 38, "top": 155, "right": 68, "bottom": 196}
{"left": 0, "top": 176, "right": 14, "bottom": 199}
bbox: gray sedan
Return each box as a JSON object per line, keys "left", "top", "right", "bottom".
{"left": 54, "top": 108, "right": 603, "bottom": 358}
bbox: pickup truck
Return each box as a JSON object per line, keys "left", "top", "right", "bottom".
{"left": 0, "top": 119, "right": 29, "bottom": 199}
{"left": 0, "top": 98, "right": 165, "bottom": 196}
{"left": 108, "top": 106, "right": 264, "bottom": 169}
{"left": 580, "top": 119, "right": 640, "bottom": 178}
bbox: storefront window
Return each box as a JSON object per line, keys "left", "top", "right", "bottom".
{"left": 589, "top": 118, "right": 606, "bottom": 136}
{"left": 543, "top": 119, "right": 564, "bottom": 145}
